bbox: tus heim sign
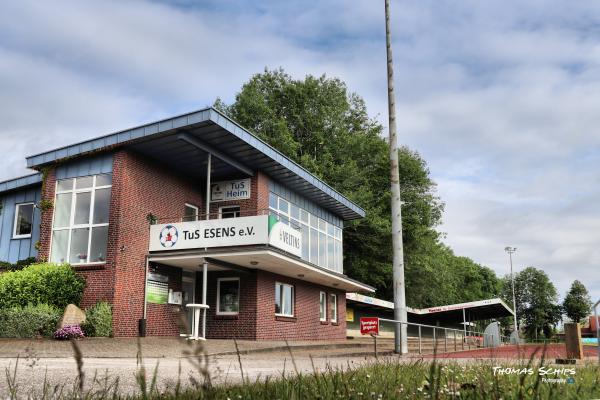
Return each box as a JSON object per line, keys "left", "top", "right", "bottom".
{"left": 149, "top": 215, "right": 302, "bottom": 257}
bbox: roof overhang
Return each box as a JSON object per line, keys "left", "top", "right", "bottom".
{"left": 0, "top": 173, "right": 42, "bottom": 195}
{"left": 346, "top": 294, "right": 514, "bottom": 322}
{"left": 149, "top": 247, "right": 374, "bottom": 293}
{"left": 24, "top": 108, "right": 365, "bottom": 220}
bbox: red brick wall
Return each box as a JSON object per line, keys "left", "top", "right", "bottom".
{"left": 37, "top": 167, "right": 116, "bottom": 308}
{"left": 255, "top": 270, "right": 346, "bottom": 340}
{"left": 110, "top": 149, "right": 205, "bottom": 336}
{"left": 201, "top": 270, "right": 258, "bottom": 340}
{"left": 209, "top": 171, "right": 270, "bottom": 217}
{"left": 146, "top": 264, "right": 184, "bottom": 336}
{"left": 195, "top": 268, "right": 346, "bottom": 341}
{"left": 37, "top": 168, "right": 56, "bottom": 262}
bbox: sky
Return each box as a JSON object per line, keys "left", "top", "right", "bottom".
{"left": 0, "top": 0, "right": 598, "bottom": 302}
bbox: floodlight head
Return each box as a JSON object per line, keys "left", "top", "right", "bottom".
{"left": 504, "top": 246, "right": 516, "bottom": 253}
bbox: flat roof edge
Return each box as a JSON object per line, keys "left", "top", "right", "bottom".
{"left": 0, "top": 173, "right": 43, "bottom": 195}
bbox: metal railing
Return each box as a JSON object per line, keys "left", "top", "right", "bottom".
{"left": 378, "top": 318, "right": 510, "bottom": 354}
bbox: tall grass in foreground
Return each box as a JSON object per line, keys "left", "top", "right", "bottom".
{"left": 3, "top": 339, "right": 600, "bottom": 399}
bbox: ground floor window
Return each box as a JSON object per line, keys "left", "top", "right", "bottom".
{"left": 275, "top": 282, "right": 294, "bottom": 317}
{"left": 330, "top": 294, "right": 338, "bottom": 323}
{"left": 319, "top": 291, "right": 327, "bottom": 321}
{"left": 13, "top": 202, "right": 34, "bottom": 238}
{"left": 217, "top": 277, "right": 240, "bottom": 315}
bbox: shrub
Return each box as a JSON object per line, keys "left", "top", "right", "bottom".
{"left": 54, "top": 325, "right": 84, "bottom": 340}
{"left": 0, "top": 263, "right": 85, "bottom": 309}
{"left": 0, "top": 304, "right": 61, "bottom": 338}
{"left": 81, "top": 302, "right": 113, "bottom": 337}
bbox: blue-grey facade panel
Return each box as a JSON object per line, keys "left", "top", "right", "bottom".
{"left": 269, "top": 180, "right": 343, "bottom": 228}
{"left": 55, "top": 153, "right": 113, "bottom": 180}
{"left": 0, "top": 186, "right": 41, "bottom": 263}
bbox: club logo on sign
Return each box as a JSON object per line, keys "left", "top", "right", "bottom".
{"left": 159, "top": 225, "right": 178, "bottom": 248}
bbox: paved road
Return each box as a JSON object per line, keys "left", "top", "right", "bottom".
{"left": 0, "top": 350, "right": 385, "bottom": 397}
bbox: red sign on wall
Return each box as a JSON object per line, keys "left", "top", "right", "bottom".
{"left": 360, "top": 317, "right": 379, "bottom": 335}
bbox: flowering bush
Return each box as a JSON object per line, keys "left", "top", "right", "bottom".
{"left": 53, "top": 324, "right": 85, "bottom": 340}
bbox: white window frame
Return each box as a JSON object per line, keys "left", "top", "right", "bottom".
{"left": 330, "top": 294, "right": 338, "bottom": 323}
{"left": 50, "top": 174, "right": 112, "bottom": 265}
{"left": 184, "top": 203, "right": 199, "bottom": 221}
{"left": 13, "top": 202, "right": 35, "bottom": 239}
{"left": 275, "top": 282, "right": 295, "bottom": 317}
{"left": 319, "top": 291, "right": 327, "bottom": 321}
{"left": 216, "top": 277, "right": 240, "bottom": 315}
{"left": 219, "top": 205, "right": 241, "bottom": 219}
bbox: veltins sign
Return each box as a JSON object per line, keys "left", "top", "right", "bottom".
{"left": 360, "top": 317, "right": 379, "bottom": 336}
{"left": 211, "top": 179, "right": 251, "bottom": 202}
{"left": 149, "top": 215, "right": 302, "bottom": 257}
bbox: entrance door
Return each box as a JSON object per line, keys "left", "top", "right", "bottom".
{"left": 181, "top": 271, "right": 196, "bottom": 336}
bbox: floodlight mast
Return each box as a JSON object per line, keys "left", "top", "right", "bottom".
{"left": 505, "top": 246, "right": 519, "bottom": 336}
{"left": 384, "top": 0, "right": 408, "bottom": 354}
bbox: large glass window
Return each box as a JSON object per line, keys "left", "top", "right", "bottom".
{"left": 275, "top": 282, "right": 294, "bottom": 317}
{"left": 13, "top": 203, "right": 34, "bottom": 238}
{"left": 269, "top": 193, "right": 343, "bottom": 273}
{"left": 217, "top": 278, "right": 240, "bottom": 315}
{"left": 51, "top": 174, "right": 112, "bottom": 264}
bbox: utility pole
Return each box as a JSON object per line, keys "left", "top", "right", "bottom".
{"left": 504, "top": 246, "right": 519, "bottom": 337}
{"left": 385, "top": 0, "right": 408, "bottom": 355}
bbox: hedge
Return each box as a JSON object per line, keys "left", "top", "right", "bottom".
{"left": 81, "top": 301, "right": 113, "bottom": 337}
{"left": 0, "top": 263, "right": 85, "bottom": 309}
{"left": 0, "top": 304, "right": 61, "bottom": 338}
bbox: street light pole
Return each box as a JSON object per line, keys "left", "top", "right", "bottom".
{"left": 504, "top": 246, "right": 518, "bottom": 336}
{"left": 384, "top": 0, "right": 408, "bottom": 355}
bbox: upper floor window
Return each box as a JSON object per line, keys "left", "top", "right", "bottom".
{"left": 51, "top": 174, "right": 112, "bottom": 265}
{"left": 13, "top": 203, "right": 34, "bottom": 239}
{"left": 220, "top": 205, "right": 241, "bottom": 219}
{"left": 269, "top": 193, "right": 343, "bottom": 273}
{"left": 183, "top": 203, "right": 199, "bottom": 222}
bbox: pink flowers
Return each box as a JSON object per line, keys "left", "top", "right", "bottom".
{"left": 53, "top": 324, "right": 85, "bottom": 340}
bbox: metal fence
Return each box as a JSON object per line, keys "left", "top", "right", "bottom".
{"left": 378, "top": 318, "right": 510, "bottom": 354}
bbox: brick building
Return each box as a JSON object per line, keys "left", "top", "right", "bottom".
{"left": 0, "top": 108, "right": 373, "bottom": 339}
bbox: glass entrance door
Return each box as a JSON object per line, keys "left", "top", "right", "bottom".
{"left": 181, "top": 271, "right": 196, "bottom": 336}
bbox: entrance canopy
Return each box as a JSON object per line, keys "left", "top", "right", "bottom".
{"left": 149, "top": 247, "right": 373, "bottom": 293}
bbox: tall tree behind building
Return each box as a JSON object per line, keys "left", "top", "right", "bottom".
{"left": 216, "top": 68, "right": 500, "bottom": 307}
{"left": 501, "top": 267, "right": 562, "bottom": 340}
{"left": 563, "top": 280, "right": 592, "bottom": 324}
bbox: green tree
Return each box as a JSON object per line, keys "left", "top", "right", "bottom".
{"left": 563, "top": 280, "right": 592, "bottom": 324}
{"left": 502, "top": 267, "right": 561, "bottom": 340}
{"left": 218, "top": 68, "right": 500, "bottom": 306}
